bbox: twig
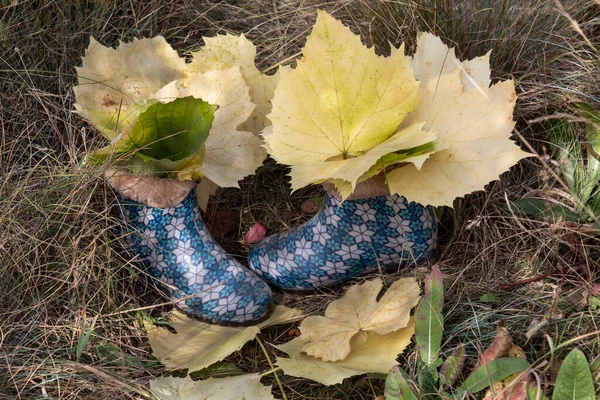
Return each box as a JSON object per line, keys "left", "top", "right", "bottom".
{"left": 500, "top": 275, "right": 548, "bottom": 289}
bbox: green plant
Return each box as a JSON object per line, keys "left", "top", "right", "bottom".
{"left": 510, "top": 103, "right": 600, "bottom": 227}
{"left": 384, "top": 266, "right": 531, "bottom": 399}
{"left": 552, "top": 348, "right": 596, "bottom": 400}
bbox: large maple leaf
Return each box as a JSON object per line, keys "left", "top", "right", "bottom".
{"left": 387, "top": 33, "right": 533, "bottom": 206}
{"left": 263, "top": 10, "right": 436, "bottom": 195}
{"left": 75, "top": 35, "right": 268, "bottom": 203}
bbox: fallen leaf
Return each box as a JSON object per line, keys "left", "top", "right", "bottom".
{"left": 566, "top": 288, "right": 589, "bottom": 311}
{"left": 440, "top": 345, "right": 466, "bottom": 388}
{"left": 145, "top": 305, "right": 304, "bottom": 373}
{"left": 276, "top": 320, "right": 415, "bottom": 386}
{"left": 296, "top": 278, "right": 420, "bottom": 362}
{"left": 477, "top": 320, "right": 513, "bottom": 368}
{"left": 300, "top": 197, "right": 323, "bottom": 214}
{"left": 482, "top": 345, "right": 531, "bottom": 400}
{"left": 149, "top": 373, "right": 275, "bottom": 400}
{"left": 287, "top": 327, "right": 301, "bottom": 337}
{"left": 242, "top": 222, "right": 267, "bottom": 245}
{"left": 204, "top": 208, "right": 238, "bottom": 239}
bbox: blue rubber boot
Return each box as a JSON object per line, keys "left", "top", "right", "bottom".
{"left": 118, "top": 190, "right": 273, "bottom": 325}
{"left": 248, "top": 192, "right": 437, "bottom": 290}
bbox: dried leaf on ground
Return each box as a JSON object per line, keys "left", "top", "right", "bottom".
{"left": 149, "top": 373, "right": 275, "bottom": 400}
{"left": 275, "top": 320, "right": 415, "bottom": 386}
{"left": 296, "top": 278, "right": 420, "bottom": 362}
{"left": 145, "top": 305, "right": 303, "bottom": 373}
{"left": 477, "top": 320, "right": 513, "bottom": 368}
{"left": 565, "top": 288, "right": 589, "bottom": 311}
{"left": 482, "top": 345, "right": 531, "bottom": 400}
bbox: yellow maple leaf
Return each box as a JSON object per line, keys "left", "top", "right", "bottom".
{"left": 76, "top": 36, "right": 267, "bottom": 194}
{"left": 276, "top": 320, "right": 414, "bottom": 386}
{"left": 294, "top": 278, "right": 420, "bottom": 362}
{"left": 188, "top": 33, "right": 279, "bottom": 134}
{"left": 74, "top": 36, "right": 187, "bottom": 140}
{"left": 145, "top": 305, "right": 303, "bottom": 373}
{"left": 288, "top": 123, "right": 437, "bottom": 191}
{"left": 150, "top": 373, "right": 275, "bottom": 400}
{"left": 387, "top": 37, "right": 533, "bottom": 206}
{"left": 178, "top": 66, "right": 267, "bottom": 187}
{"left": 406, "top": 32, "right": 492, "bottom": 91}
{"left": 264, "top": 10, "right": 430, "bottom": 195}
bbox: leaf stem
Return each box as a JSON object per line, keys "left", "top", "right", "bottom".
{"left": 256, "top": 336, "right": 287, "bottom": 400}
{"left": 259, "top": 367, "right": 281, "bottom": 377}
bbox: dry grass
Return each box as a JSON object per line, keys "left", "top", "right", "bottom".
{"left": 1, "top": 0, "right": 599, "bottom": 398}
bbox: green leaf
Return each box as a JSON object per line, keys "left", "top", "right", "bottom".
{"left": 527, "top": 384, "right": 549, "bottom": 400}
{"left": 129, "top": 97, "right": 215, "bottom": 161}
{"left": 189, "top": 361, "right": 243, "bottom": 380}
{"left": 88, "top": 97, "right": 216, "bottom": 167}
{"left": 479, "top": 293, "right": 501, "bottom": 303}
{"left": 553, "top": 348, "right": 595, "bottom": 400}
{"left": 418, "top": 363, "right": 439, "bottom": 399}
{"left": 507, "top": 199, "right": 584, "bottom": 222}
{"left": 547, "top": 119, "right": 581, "bottom": 193}
{"left": 588, "top": 295, "right": 600, "bottom": 311}
{"left": 440, "top": 345, "right": 466, "bottom": 388}
{"left": 384, "top": 366, "right": 418, "bottom": 400}
{"left": 415, "top": 265, "right": 444, "bottom": 365}
{"left": 95, "top": 341, "right": 148, "bottom": 369}
{"left": 359, "top": 141, "right": 437, "bottom": 183}
{"left": 455, "top": 357, "right": 530, "bottom": 396}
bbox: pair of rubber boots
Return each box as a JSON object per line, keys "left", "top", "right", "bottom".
{"left": 113, "top": 175, "right": 437, "bottom": 325}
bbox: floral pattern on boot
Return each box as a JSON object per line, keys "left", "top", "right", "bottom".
{"left": 118, "top": 191, "right": 273, "bottom": 325}
{"left": 248, "top": 193, "right": 437, "bottom": 290}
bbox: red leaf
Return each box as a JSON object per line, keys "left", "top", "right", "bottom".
{"left": 242, "top": 223, "right": 267, "bottom": 245}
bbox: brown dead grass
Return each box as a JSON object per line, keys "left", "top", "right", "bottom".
{"left": 1, "top": 0, "right": 599, "bottom": 398}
